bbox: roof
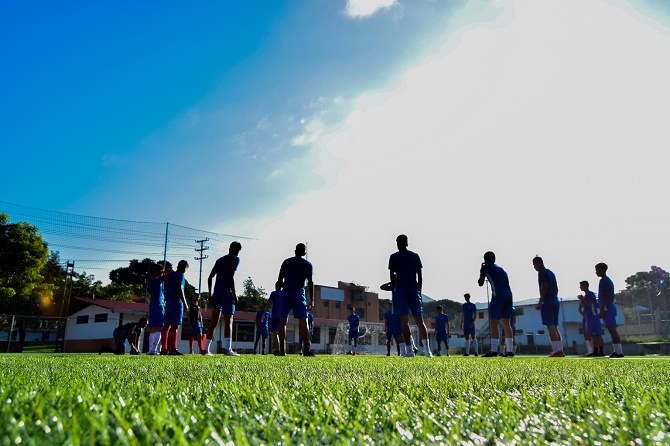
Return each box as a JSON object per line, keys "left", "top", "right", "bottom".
{"left": 473, "top": 296, "right": 582, "bottom": 311}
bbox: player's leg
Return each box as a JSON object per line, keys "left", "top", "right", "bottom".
{"left": 464, "top": 334, "right": 471, "bottom": 356}
{"left": 189, "top": 333, "right": 195, "bottom": 354}
{"left": 254, "top": 333, "right": 260, "bottom": 354}
{"left": 222, "top": 314, "right": 237, "bottom": 355}
{"left": 298, "top": 318, "right": 313, "bottom": 356}
{"left": 486, "top": 319, "right": 500, "bottom": 357}
{"left": 500, "top": 318, "right": 514, "bottom": 357}
{"left": 399, "top": 314, "right": 413, "bottom": 357}
{"left": 262, "top": 333, "right": 267, "bottom": 354}
{"left": 386, "top": 336, "right": 392, "bottom": 356}
{"left": 277, "top": 318, "right": 288, "bottom": 355}
{"left": 205, "top": 309, "right": 221, "bottom": 354}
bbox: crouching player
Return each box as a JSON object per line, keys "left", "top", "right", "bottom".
{"left": 100, "top": 318, "right": 148, "bottom": 355}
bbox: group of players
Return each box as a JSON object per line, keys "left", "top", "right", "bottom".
{"left": 101, "top": 234, "right": 623, "bottom": 359}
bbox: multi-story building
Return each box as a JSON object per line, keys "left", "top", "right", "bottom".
{"left": 311, "top": 281, "right": 381, "bottom": 323}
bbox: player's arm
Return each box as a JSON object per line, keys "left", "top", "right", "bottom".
{"left": 447, "top": 319, "right": 450, "bottom": 335}
{"left": 230, "top": 274, "right": 238, "bottom": 305}
{"left": 207, "top": 267, "right": 216, "bottom": 303}
{"left": 417, "top": 268, "right": 422, "bottom": 295}
{"left": 578, "top": 302, "right": 584, "bottom": 316}
{"left": 126, "top": 330, "right": 138, "bottom": 352}
{"left": 263, "top": 299, "right": 272, "bottom": 314}
{"left": 478, "top": 265, "right": 486, "bottom": 287}
{"left": 460, "top": 312, "right": 464, "bottom": 328}
{"left": 535, "top": 281, "right": 548, "bottom": 310}
{"left": 307, "top": 273, "right": 314, "bottom": 311}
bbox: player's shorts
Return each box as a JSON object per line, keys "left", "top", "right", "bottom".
{"left": 391, "top": 314, "right": 402, "bottom": 337}
{"left": 165, "top": 300, "right": 184, "bottom": 325}
{"left": 436, "top": 331, "right": 448, "bottom": 343}
{"left": 210, "top": 290, "right": 235, "bottom": 315}
{"left": 190, "top": 322, "right": 202, "bottom": 336}
{"left": 586, "top": 314, "right": 602, "bottom": 335}
{"left": 540, "top": 299, "right": 560, "bottom": 326}
{"left": 279, "top": 289, "right": 308, "bottom": 319}
{"left": 113, "top": 330, "right": 127, "bottom": 353}
{"left": 348, "top": 330, "right": 359, "bottom": 341}
{"left": 269, "top": 316, "right": 280, "bottom": 333}
{"left": 582, "top": 317, "right": 586, "bottom": 332}
{"left": 602, "top": 304, "right": 617, "bottom": 327}
{"left": 149, "top": 303, "right": 165, "bottom": 328}
{"left": 255, "top": 328, "right": 268, "bottom": 340}
{"left": 463, "top": 320, "right": 476, "bottom": 335}
{"left": 489, "top": 294, "right": 513, "bottom": 320}
{"left": 393, "top": 287, "right": 423, "bottom": 316}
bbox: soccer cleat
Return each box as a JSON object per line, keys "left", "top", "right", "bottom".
{"left": 386, "top": 353, "right": 390, "bottom": 356}
{"left": 424, "top": 350, "right": 433, "bottom": 358}
{"left": 463, "top": 353, "right": 470, "bottom": 357}
{"left": 98, "top": 346, "right": 103, "bottom": 355}
{"left": 202, "top": 351, "right": 213, "bottom": 356}
{"left": 147, "top": 352, "right": 159, "bottom": 356}
{"left": 223, "top": 349, "right": 240, "bottom": 357}
{"left": 169, "top": 351, "right": 184, "bottom": 356}
{"left": 413, "top": 346, "right": 419, "bottom": 354}
{"left": 403, "top": 351, "right": 416, "bottom": 358}
{"left": 474, "top": 352, "right": 479, "bottom": 357}
{"left": 435, "top": 353, "right": 441, "bottom": 357}
{"left": 482, "top": 351, "right": 499, "bottom": 357}
{"left": 445, "top": 352, "right": 450, "bottom": 357}
{"left": 609, "top": 352, "right": 624, "bottom": 358}
{"left": 549, "top": 351, "right": 565, "bottom": 358}
{"left": 303, "top": 350, "right": 316, "bottom": 357}
{"left": 504, "top": 352, "right": 515, "bottom": 357}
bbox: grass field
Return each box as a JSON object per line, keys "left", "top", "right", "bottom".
{"left": 1, "top": 355, "right": 669, "bottom": 445}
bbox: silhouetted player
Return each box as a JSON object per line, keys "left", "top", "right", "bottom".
{"left": 388, "top": 234, "right": 431, "bottom": 358}
{"left": 165, "top": 260, "right": 189, "bottom": 355}
{"left": 254, "top": 308, "right": 270, "bottom": 354}
{"left": 461, "top": 293, "right": 478, "bottom": 356}
{"left": 478, "top": 252, "right": 514, "bottom": 357}
{"left": 147, "top": 264, "right": 167, "bottom": 355}
{"left": 533, "top": 256, "right": 564, "bottom": 357}
{"left": 99, "top": 318, "right": 147, "bottom": 355}
{"left": 206, "top": 241, "right": 242, "bottom": 356}
{"left": 435, "top": 305, "right": 450, "bottom": 356}
{"left": 596, "top": 263, "right": 624, "bottom": 358}
{"left": 578, "top": 280, "right": 604, "bottom": 356}
{"left": 277, "top": 243, "right": 315, "bottom": 357}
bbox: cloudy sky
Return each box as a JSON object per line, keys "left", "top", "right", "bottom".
{"left": 2, "top": 0, "right": 669, "bottom": 302}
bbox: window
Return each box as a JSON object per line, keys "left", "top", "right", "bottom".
{"left": 335, "top": 302, "right": 341, "bottom": 309}
{"left": 516, "top": 308, "right": 524, "bottom": 316}
{"left": 356, "top": 308, "right": 365, "bottom": 318}
{"left": 312, "top": 326, "right": 321, "bottom": 344}
{"left": 578, "top": 328, "right": 584, "bottom": 335}
{"left": 527, "top": 334, "right": 535, "bottom": 345}
{"left": 538, "top": 330, "right": 545, "bottom": 335}
{"left": 478, "top": 312, "right": 484, "bottom": 319}
{"left": 76, "top": 315, "right": 89, "bottom": 324}
{"left": 324, "top": 301, "right": 329, "bottom": 307}
{"left": 351, "top": 290, "right": 364, "bottom": 301}
{"left": 94, "top": 313, "right": 108, "bottom": 323}
{"left": 329, "top": 327, "right": 338, "bottom": 344}
{"left": 233, "top": 322, "right": 255, "bottom": 342}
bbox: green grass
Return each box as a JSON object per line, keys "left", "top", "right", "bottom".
{"left": 1, "top": 355, "right": 669, "bottom": 445}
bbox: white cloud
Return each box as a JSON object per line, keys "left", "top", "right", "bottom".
{"left": 230, "top": 0, "right": 670, "bottom": 304}
{"left": 345, "top": 0, "right": 398, "bottom": 19}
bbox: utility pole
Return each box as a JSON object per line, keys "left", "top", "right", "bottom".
{"left": 55, "top": 261, "right": 75, "bottom": 353}
{"left": 194, "top": 238, "right": 210, "bottom": 302}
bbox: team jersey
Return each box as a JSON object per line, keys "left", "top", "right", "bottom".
{"left": 480, "top": 263, "right": 513, "bottom": 298}
{"left": 462, "top": 302, "right": 477, "bottom": 324}
{"left": 435, "top": 314, "right": 449, "bottom": 333}
{"left": 348, "top": 314, "right": 360, "bottom": 331}
{"left": 189, "top": 303, "right": 201, "bottom": 322}
{"left": 268, "top": 291, "right": 282, "bottom": 318}
{"left": 598, "top": 276, "right": 615, "bottom": 305}
{"left": 388, "top": 250, "right": 422, "bottom": 289}
{"left": 256, "top": 310, "right": 270, "bottom": 329}
{"left": 211, "top": 254, "right": 240, "bottom": 296}
{"left": 384, "top": 310, "right": 393, "bottom": 330}
{"left": 280, "top": 257, "right": 313, "bottom": 291}
{"left": 148, "top": 276, "right": 165, "bottom": 307}
{"left": 583, "top": 290, "right": 599, "bottom": 316}
{"left": 165, "top": 271, "right": 185, "bottom": 301}
{"left": 116, "top": 322, "right": 142, "bottom": 337}
{"left": 537, "top": 268, "right": 559, "bottom": 301}
{"left": 307, "top": 313, "right": 314, "bottom": 332}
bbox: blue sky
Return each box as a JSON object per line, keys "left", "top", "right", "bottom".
{"left": 2, "top": 1, "right": 670, "bottom": 301}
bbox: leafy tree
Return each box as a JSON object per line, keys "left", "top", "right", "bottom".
{"left": 615, "top": 266, "right": 670, "bottom": 312}
{"left": 109, "top": 258, "right": 172, "bottom": 286}
{"left": 236, "top": 277, "right": 267, "bottom": 312}
{"left": 0, "top": 213, "right": 49, "bottom": 315}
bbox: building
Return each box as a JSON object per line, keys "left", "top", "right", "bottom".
{"left": 312, "top": 281, "right": 382, "bottom": 323}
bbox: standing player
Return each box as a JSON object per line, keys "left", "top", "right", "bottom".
{"left": 188, "top": 299, "right": 204, "bottom": 354}
{"left": 478, "top": 251, "right": 514, "bottom": 357}
{"left": 264, "top": 281, "right": 283, "bottom": 355}
{"left": 381, "top": 282, "right": 405, "bottom": 356}
{"left": 435, "top": 306, "right": 450, "bottom": 356}
{"left": 578, "top": 297, "right": 594, "bottom": 356}
{"left": 165, "top": 260, "right": 189, "bottom": 355}
{"left": 254, "top": 308, "right": 270, "bottom": 354}
{"left": 578, "top": 280, "right": 604, "bottom": 356}
{"left": 277, "top": 243, "right": 315, "bottom": 357}
{"left": 596, "top": 263, "right": 623, "bottom": 357}
{"left": 100, "top": 318, "right": 148, "bottom": 355}
{"left": 147, "top": 264, "right": 167, "bottom": 355}
{"left": 461, "top": 293, "right": 478, "bottom": 356}
{"left": 389, "top": 234, "right": 431, "bottom": 358}
{"left": 206, "top": 241, "right": 242, "bottom": 356}
{"left": 533, "top": 256, "right": 564, "bottom": 357}
{"left": 347, "top": 307, "right": 360, "bottom": 355}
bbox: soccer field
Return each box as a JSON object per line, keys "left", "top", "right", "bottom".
{"left": 1, "top": 355, "right": 669, "bottom": 445}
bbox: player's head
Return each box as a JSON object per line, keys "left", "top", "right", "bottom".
{"left": 532, "top": 256, "right": 544, "bottom": 271}
{"left": 151, "top": 263, "right": 164, "bottom": 277}
{"left": 436, "top": 305, "right": 443, "bottom": 314}
{"left": 464, "top": 293, "right": 471, "bottom": 302}
{"left": 139, "top": 317, "right": 148, "bottom": 329}
{"left": 275, "top": 280, "right": 282, "bottom": 290}
{"left": 349, "top": 307, "right": 355, "bottom": 315}
{"left": 229, "top": 241, "right": 242, "bottom": 255}
{"left": 579, "top": 280, "right": 589, "bottom": 292}
{"left": 177, "top": 260, "right": 189, "bottom": 272}
{"left": 295, "top": 243, "right": 307, "bottom": 257}
{"left": 595, "top": 262, "right": 608, "bottom": 277}
{"left": 396, "top": 234, "right": 408, "bottom": 249}
{"left": 483, "top": 251, "right": 496, "bottom": 264}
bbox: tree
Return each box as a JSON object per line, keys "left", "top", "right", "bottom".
{"left": 0, "top": 213, "right": 49, "bottom": 315}
{"left": 236, "top": 277, "right": 268, "bottom": 312}
{"left": 109, "top": 258, "right": 172, "bottom": 286}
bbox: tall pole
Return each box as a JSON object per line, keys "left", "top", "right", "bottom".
{"left": 162, "top": 223, "right": 169, "bottom": 268}
{"left": 194, "top": 238, "right": 209, "bottom": 301}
